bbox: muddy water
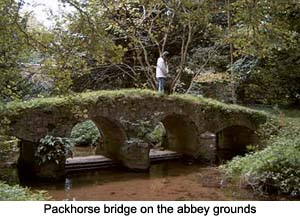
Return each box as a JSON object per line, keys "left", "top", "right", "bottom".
{"left": 1, "top": 146, "right": 293, "bottom": 201}
{"left": 0, "top": 144, "right": 293, "bottom": 201}
{"left": 1, "top": 160, "right": 294, "bottom": 201}
{"left": 24, "top": 161, "right": 260, "bottom": 201}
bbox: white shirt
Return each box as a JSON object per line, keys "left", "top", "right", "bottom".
{"left": 156, "top": 57, "right": 168, "bottom": 78}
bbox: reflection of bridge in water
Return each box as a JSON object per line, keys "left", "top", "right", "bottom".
{"left": 66, "top": 149, "right": 182, "bottom": 172}
{"left": 1, "top": 89, "right": 268, "bottom": 180}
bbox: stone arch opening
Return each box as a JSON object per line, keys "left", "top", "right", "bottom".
{"left": 16, "top": 116, "right": 127, "bottom": 179}
{"left": 69, "top": 120, "right": 102, "bottom": 157}
{"left": 17, "top": 139, "right": 38, "bottom": 181}
{"left": 216, "top": 125, "right": 258, "bottom": 163}
{"left": 145, "top": 122, "right": 166, "bottom": 149}
{"left": 92, "top": 116, "right": 127, "bottom": 161}
{"left": 160, "top": 114, "right": 199, "bottom": 156}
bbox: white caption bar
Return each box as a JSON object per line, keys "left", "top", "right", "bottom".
{"left": 0, "top": 201, "right": 299, "bottom": 216}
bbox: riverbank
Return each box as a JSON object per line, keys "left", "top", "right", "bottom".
{"left": 221, "top": 107, "right": 300, "bottom": 198}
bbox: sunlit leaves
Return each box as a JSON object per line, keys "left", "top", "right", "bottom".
{"left": 228, "top": 0, "right": 300, "bottom": 57}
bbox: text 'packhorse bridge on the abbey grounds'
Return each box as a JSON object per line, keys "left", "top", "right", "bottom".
{"left": 0, "top": 89, "right": 268, "bottom": 180}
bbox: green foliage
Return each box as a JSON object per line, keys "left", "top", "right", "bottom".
{"left": 121, "top": 119, "right": 153, "bottom": 140}
{"left": 229, "top": 0, "right": 299, "bottom": 58}
{"left": 61, "top": 0, "right": 216, "bottom": 90}
{"left": 222, "top": 121, "right": 300, "bottom": 197}
{"left": 0, "top": 0, "right": 298, "bottom": 106}
{"left": 227, "top": 0, "right": 300, "bottom": 105}
{"left": 231, "top": 56, "right": 258, "bottom": 81}
{"left": 146, "top": 123, "right": 166, "bottom": 145}
{"left": 0, "top": 136, "right": 19, "bottom": 163}
{"left": 71, "top": 120, "right": 100, "bottom": 146}
{"left": 0, "top": 117, "right": 10, "bottom": 135}
{"left": 237, "top": 67, "right": 298, "bottom": 105}
{"left": 193, "top": 73, "right": 230, "bottom": 83}
{"left": 0, "top": 117, "right": 18, "bottom": 164}
{"left": 0, "top": 0, "right": 30, "bottom": 102}
{"left": 35, "top": 135, "right": 73, "bottom": 165}
{"left": 29, "top": 0, "right": 126, "bottom": 95}
{"left": 0, "top": 181, "right": 50, "bottom": 201}
{"left": 120, "top": 120, "right": 165, "bottom": 145}
{"left": 188, "top": 46, "right": 229, "bottom": 73}
{"left": 255, "top": 118, "right": 283, "bottom": 146}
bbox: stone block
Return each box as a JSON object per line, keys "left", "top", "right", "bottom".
{"left": 35, "top": 160, "right": 65, "bottom": 180}
{"left": 120, "top": 139, "right": 150, "bottom": 170}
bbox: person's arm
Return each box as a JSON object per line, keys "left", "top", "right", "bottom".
{"left": 165, "top": 61, "right": 168, "bottom": 75}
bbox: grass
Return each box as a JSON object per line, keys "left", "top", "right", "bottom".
{"left": 171, "top": 93, "right": 268, "bottom": 118}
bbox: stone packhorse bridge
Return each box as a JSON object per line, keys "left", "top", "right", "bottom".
{"left": 0, "top": 89, "right": 268, "bottom": 179}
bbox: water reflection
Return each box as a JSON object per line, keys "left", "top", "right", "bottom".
{"left": 65, "top": 178, "right": 72, "bottom": 190}
{"left": 1, "top": 160, "right": 295, "bottom": 201}
{"left": 29, "top": 161, "right": 216, "bottom": 200}
{"left": 64, "top": 178, "right": 72, "bottom": 200}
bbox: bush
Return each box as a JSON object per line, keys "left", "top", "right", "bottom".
{"left": 71, "top": 120, "right": 100, "bottom": 146}
{"left": 235, "top": 55, "right": 300, "bottom": 106}
{"left": 35, "top": 135, "right": 73, "bottom": 165}
{"left": 0, "top": 181, "right": 50, "bottom": 201}
{"left": 145, "top": 123, "right": 166, "bottom": 145}
{"left": 222, "top": 127, "right": 300, "bottom": 197}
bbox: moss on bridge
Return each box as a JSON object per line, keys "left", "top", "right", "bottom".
{"left": 1, "top": 89, "right": 271, "bottom": 179}
{"left": 0, "top": 89, "right": 268, "bottom": 123}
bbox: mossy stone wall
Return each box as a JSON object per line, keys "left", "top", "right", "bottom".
{"left": 1, "top": 89, "right": 268, "bottom": 178}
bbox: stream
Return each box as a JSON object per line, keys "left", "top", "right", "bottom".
{"left": 1, "top": 159, "right": 290, "bottom": 201}
{"left": 3, "top": 134, "right": 300, "bottom": 202}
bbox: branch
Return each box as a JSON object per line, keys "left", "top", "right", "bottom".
{"left": 185, "top": 46, "right": 221, "bottom": 93}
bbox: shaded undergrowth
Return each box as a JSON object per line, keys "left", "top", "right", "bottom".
{"left": 221, "top": 108, "right": 300, "bottom": 198}
{"left": 0, "top": 181, "right": 51, "bottom": 201}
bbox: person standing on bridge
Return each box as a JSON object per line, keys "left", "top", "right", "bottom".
{"left": 156, "top": 51, "right": 169, "bottom": 93}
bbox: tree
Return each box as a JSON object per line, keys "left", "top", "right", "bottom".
{"left": 226, "top": 0, "right": 300, "bottom": 105}
{"left": 26, "top": 1, "right": 126, "bottom": 94}
{"left": 62, "top": 0, "right": 213, "bottom": 92}
{"left": 0, "top": 0, "right": 30, "bottom": 102}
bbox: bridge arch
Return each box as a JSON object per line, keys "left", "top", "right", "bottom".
{"left": 160, "top": 113, "right": 200, "bottom": 156}
{"left": 91, "top": 116, "right": 127, "bottom": 161}
{"left": 215, "top": 124, "right": 259, "bottom": 162}
{"left": 15, "top": 112, "right": 128, "bottom": 179}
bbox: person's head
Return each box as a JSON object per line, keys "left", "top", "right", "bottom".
{"left": 161, "top": 51, "right": 169, "bottom": 60}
